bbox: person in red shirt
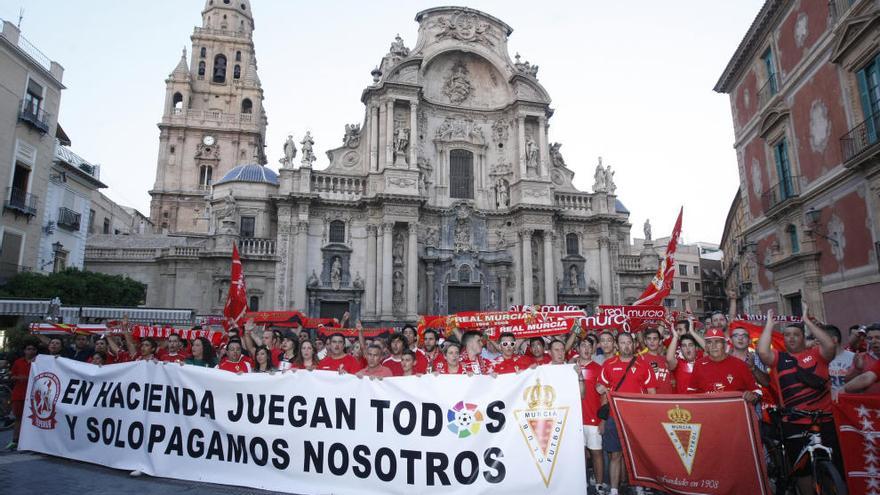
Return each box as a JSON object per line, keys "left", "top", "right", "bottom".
{"left": 849, "top": 325, "right": 880, "bottom": 393}
{"left": 275, "top": 334, "right": 298, "bottom": 371}
{"left": 400, "top": 350, "right": 420, "bottom": 377}
{"left": 434, "top": 343, "right": 465, "bottom": 375}
{"left": 317, "top": 333, "right": 363, "bottom": 374}
{"left": 597, "top": 332, "right": 656, "bottom": 495}
{"left": 382, "top": 333, "right": 407, "bottom": 376}
{"left": 758, "top": 305, "right": 840, "bottom": 495}
{"left": 493, "top": 332, "right": 536, "bottom": 374}
{"left": 459, "top": 331, "right": 494, "bottom": 375}
{"left": 844, "top": 357, "right": 880, "bottom": 392}
{"left": 688, "top": 328, "right": 761, "bottom": 399}
{"left": 575, "top": 338, "right": 604, "bottom": 490}
{"left": 217, "top": 340, "right": 253, "bottom": 373}
{"left": 401, "top": 325, "right": 429, "bottom": 373}
{"left": 666, "top": 331, "right": 700, "bottom": 394}
{"left": 159, "top": 334, "right": 190, "bottom": 363}
{"left": 547, "top": 339, "right": 568, "bottom": 365}
{"left": 357, "top": 344, "right": 394, "bottom": 378}
{"left": 293, "top": 340, "right": 319, "bottom": 370}
{"left": 421, "top": 329, "right": 446, "bottom": 373}
{"left": 8, "top": 343, "right": 38, "bottom": 450}
{"left": 527, "top": 338, "right": 552, "bottom": 365}
{"left": 641, "top": 327, "right": 674, "bottom": 394}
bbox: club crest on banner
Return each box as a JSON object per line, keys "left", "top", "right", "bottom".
{"left": 29, "top": 371, "right": 61, "bottom": 430}
{"left": 661, "top": 405, "right": 702, "bottom": 475}
{"left": 513, "top": 379, "right": 570, "bottom": 487}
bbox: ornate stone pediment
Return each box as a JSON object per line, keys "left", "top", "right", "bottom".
{"left": 434, "top": 116, "right": 485, "bottom": 144}
{"left": 433, "top": 10, "right": 496, "bottom": 46}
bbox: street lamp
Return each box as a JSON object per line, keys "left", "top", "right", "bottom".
{"left": 805, "top": 207, "right": 839, "bottom": 246}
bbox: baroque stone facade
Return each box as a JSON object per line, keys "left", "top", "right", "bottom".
{"left": 85, "top": 5, "right": 658, "bottom": 323}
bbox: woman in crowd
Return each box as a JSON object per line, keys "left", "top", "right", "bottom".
{"left": 90, "top": 351, "right": 107, "bottom": 366}
{"left": 276, "top": 335, "right": 298, "bottom": 371}
{"left": 184, "top": 337, "right": 218, "bottom": 368}
{"left": 252, "top": 346, "right": 275, "bottom": 373}
{"left": 294, "top": 339, "right": 318, "bottom": 370}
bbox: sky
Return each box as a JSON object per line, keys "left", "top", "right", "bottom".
{"left": 2, "top": 0, "right": 764, "bottom": 245}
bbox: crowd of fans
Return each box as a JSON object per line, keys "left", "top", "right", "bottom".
{"left": 3, "top": 305, "right": 879, "bottom": 495}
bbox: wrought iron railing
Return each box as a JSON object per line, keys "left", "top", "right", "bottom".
{"left": 757, "top": 73, "right": 779, "bottom": 108}
{"left": 761, "top": 175, "right": 801, "bottom": 212}
{"left": 18, "top": 99, "right": 51, "bottom": 133}
{"left": 13, "top": 29, "right": 52, "bottom": 70}
{"left": 840, "top": 110, "right": 880, "bottom": 162}
{"left": 4, "top": 187, "right": 38, "bottom": 216}
{"left": 56, "top": 207, "right": 81, "bottom": 231}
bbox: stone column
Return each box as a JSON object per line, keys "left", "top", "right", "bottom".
{"left": 521, "top": 229, "right": 533, "bottom": 305}
{"left": 517, "top": 116, "right": 527, "bottom": 178}
{"left": 381, "top": 221, "right": 394, "bottom": 317}
{"left": 375, "top": 225, "right": 384, "bottom": 315}
{"left": 364, "top": 225, "right": 377, "bottom": 316}
{"left": 543, "top": 231, "right": 555, "bottom": 304}
{"left": 369, "top": 105, "right": 378, "bottom": 172}
{"left": 406, "top": 224, "right": 418, "bottom": 316}
{"left": 385, "top": 99, "right": 394, "bottom": 169}
{"left": 425, "top": 261, "right": 435, "bottom": 315}
{"left": 498, "top": 267, "right": 509, "bottom": 311}
{"left": 293, "top": 221, "right": 309, "bottom": 312}
{"left": 599, "top": 237, "right": 612, "bottom": 304}
{"left": 409, "top": 102, "right": 418, "bottom": 169}
{"left": 538, "top": 116, "right": 548, "bottom": 178}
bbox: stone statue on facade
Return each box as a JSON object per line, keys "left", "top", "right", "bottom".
{"left": 307, "top": 270, "right": 319, "bottom": 288}
{"left": 217, "top": 191, "right": 237, "bottom": 234}
{"left": 343, "top": 124, "right": 361, "bottom": 148}
{"left": 569, "top": 265, "right": 579, "bottom": 291}
{"left": 489, "top": 290, "right": 497, "bottom": 309}
{"left": 442, "top": 60, "right": 472, "bottom": 104}
{"left": 592, "top": 157, "right": 607, "bottom": 192}
{"left": 513, "top": 53, "right": 539, "bottom": 77}
{"left": 300, "top": 131, "right": 316, "bottom": 168}
{"left": 605, "top": 164, "right": 616, "bottom": 194}
{"left": 644, "top": 219, "right": 652, "bottom": 241}
{"left": 424, "top": 226, "right": 439, "bottom": 247}
{"left": 392, "top": 270, "right": 405, "bottom": 308}
{"left": 389, "top": 34, "right": 409, "bottom": 57}
{"left": 454, "top": 218, "right": 471, "bottom": 253}
{"left": 549, "top": 142, "right": 565, "bottom": 168}
{"left": 392, "top": 231, "right": 405, "bottom": 265}
{"left": 393, "top": 126, "right": 409, "bottom": 164}
{"left": 352, "top": 271, "right": 364, "bottom": 289}
{"left": 279, "top": 135, "right": 297, "bottom": 168}
{"left": 330, "top": 257, "right": 342, "bottom": 290}
{"left": 525, "top": 136, "right": 539, "bottom": 175}
{"left": 495, "top": 177, "right": 509, "bottom": 209}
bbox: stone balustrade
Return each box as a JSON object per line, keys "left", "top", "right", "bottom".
{"left": 617, "top": 255, "right": 643, "bottom": 271}
{"left": 239, "top": 238, "right": 276, "bottom": 256}
{"left": 554, "top": 192, "right": 593, "bottom": 212}
{"left": 310, "top": 172, "right": 366, "bottom": 201}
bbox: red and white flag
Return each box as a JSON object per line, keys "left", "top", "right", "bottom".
{"left": 223, "top": 244, "right": 249, "bottom": 327}
{"left": 634, "top": 207, "right": 683, "bottom": 306}
{"left": 833, "top": 393, "right": 880, "bottom": 495}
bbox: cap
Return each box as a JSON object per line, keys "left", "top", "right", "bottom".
{"left": 704, "top": 328, "right": 726, "bottom": 340}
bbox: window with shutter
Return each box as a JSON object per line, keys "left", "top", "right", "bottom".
{"left": 449, "top": 149, "right": 474, "bottom": 199}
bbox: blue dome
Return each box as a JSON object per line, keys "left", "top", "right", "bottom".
{"left": 214, "top": 164, "right": 278, "bottom": 186}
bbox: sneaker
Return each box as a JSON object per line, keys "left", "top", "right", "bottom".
{"left": 5, "top": 441, "right": 16, "bottom": 451}
{"left": 129, "top": 470, "right": 142, "bottom": 477}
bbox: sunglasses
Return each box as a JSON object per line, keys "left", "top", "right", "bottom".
{"left": 500, "top": 341, "right": 516, "bottom": 347}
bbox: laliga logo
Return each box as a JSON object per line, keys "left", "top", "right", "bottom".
{"left": 29, "top": 371, "right": 61, "bottom": 430}
{"left": 446, "top": 401, "right": 484, "bottom": 438}
{"left": 661, "top": 405, "right": 702, "bottom": 475}
{"left": 514, "top": 380, "right": 570, "bottom": 487}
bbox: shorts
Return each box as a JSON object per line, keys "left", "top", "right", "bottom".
{"left": 583, "top": 425, "right": 602, "bottom": 450}
{"left": 12, "top": 400, "right": 24, "bottom": 420}
{"left": 602, "top": 416, "right": 622, "bottom": 453}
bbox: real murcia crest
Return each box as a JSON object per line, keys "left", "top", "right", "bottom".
{"left": 662, "top": 405, "right": 702, "bottom": 475}
{"left": 514, "top": 379, "right": 570, "bottom": 487}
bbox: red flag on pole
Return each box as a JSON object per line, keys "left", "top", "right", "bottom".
{"left": 224, "top": 244, "right": 249, "bottom": 326}
{"left": 832, "top": 393, "right": 880, "bottom": 495}
{"left": 634, "top": 207, "right": 683, "bottom": 306}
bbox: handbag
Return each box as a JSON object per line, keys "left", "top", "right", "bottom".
{"left": 597, "top": 356, "right": 638, "bottom": 420}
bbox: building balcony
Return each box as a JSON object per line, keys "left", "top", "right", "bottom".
{"left": 757, "top": 74, "right": 779, "bottom": 109}
{"left": 56, "top": 207, "right": 81, "bottom": 231}
{"left": 238, "top": 237, "right": 276, "bottom": 256}
{"left": 840, "top": 110, "right": 880, "bottom": 163}
{"left": 4, "top": 187, "right": 38, "bottom": 217}
{"left": 161, "top": 109, "right": 263, "bottom": 132}
{"left": 193, "top": 27, "right": 249, "bottom": 40}
{"left": 310, "top": 172, "right": 366, "bottom": 201}
{"left": 761, "top": 176, "right": 801, "bottom": 213}
{"left": 554, "top": 192, "right": 594, "bottom": 213}
{"left": 18, "top": 99, "right": 51, "bottom": 133}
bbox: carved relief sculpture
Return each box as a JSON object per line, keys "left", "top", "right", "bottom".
{"left": 454, "top": 217, "right": 471, "bottom": 253}
{"left": 491, "top": 119, "right": 509, "bottom": 144}
{"left": 279, "top": 135, "right": 297, "bottom": 167}
{"left": 389, "top": 34, "right": 410, "bottom": 57}
{"left": 549, "top": 142, "right": 565, "bottom": 168}
{"left": 330, "top": 257, "right": 342, "bottom": 290}
{"left": 424, "top": 226, "right": 439, "bottom": 247}
{"left": 343, "top": 124, "right": 361, "bottom": 148}
{"left": 434, "top": 11, "right": 494, "bottom": 46}
{"left": 442, "top": 60, "right": 473, "bottom": 105}
{"left": 513, "top": 53, "right": 539, "bottom": 77}
{"left": 307, "top": 270, "right": 319, "bottom": 288}
{"left": 434, "top": 117, "right": 484, "bottom": 143}
{"left": 352, "top": 271, "right": 364, "bottom": 289}
{"left": 300, "top": 131, "right": 316, "bottom": 168}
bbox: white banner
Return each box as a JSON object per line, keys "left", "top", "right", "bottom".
{"left": 20, "top": 356, "right": 586, "bottom": 495}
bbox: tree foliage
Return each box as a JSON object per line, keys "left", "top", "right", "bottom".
{"left": 0, "top": 268, "right": 146, "bottom": 307}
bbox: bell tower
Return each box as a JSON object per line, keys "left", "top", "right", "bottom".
{"left": 149, "top": 0, "right": 267, "bottom": 234}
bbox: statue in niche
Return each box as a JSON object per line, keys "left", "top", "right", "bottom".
{"left": 589, "top": 279, "right": 599, "bottom": 293}
{"left": 442, "top": 60, "right": 473, "bottom": 104}
{"left": 300, "top": 131, "right": 316, "bottom": 168}
{"left": 218, "top": 191, "right": 236, "bottom": 221}
{"left": 489, "top": 290, "right": 497, "bottom": 309}
{"left": 525, "top": 136, "right": 539, "bottom": 175}
{"left": 532, "top": 274, "right": 540, "bottom": 303}
{"left": 569, "top": 265, "right": 579, "bottom": 291}
{"left": 307, "top": 270, "right": 319, "bottom": 288}
{"left": 392, "top": 270, "right": 405, "bottom": 307}
{"left": 593, "top": 157, "right": 607, "bottom": 192}
{"left": 352, "top": 271, "right": 364, "bottom": 289}
{"left": 644, "top": 219, "right": 652, "bottom": 241}
{"left": 393, "top": 126, "right": 409, "bottom": 164}
{"left": 392, "top": 231, "right": 405, "bottom": 265}
{"left": 605, "top": 164, "right": 616, "bottom": 194}
{"left": 330, "top": 257, "right": 342, "bottom": 290}
{"left": 454, "top": 218, "right": 471, "bottom": 253}
{"left": 279, "top": 135, "right": 297, "bottom": 167}
{"left": 343, "top": 124, "right": 361, "bottom": 148}
{"left": 495, "top": 177, "right": 509, "bottom": 208}
{"left": 549, "top": 142, "right": 566, "bottom": 168}
{"left": 424, "top": 226, "right": 439, "bottom": 247}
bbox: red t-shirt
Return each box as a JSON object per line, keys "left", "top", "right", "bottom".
{"left": 688, "top": 356, "right": 759, "bottom": 394}
{"left": 769, "top": 347, "right": 831, "bottom": 423}
{"left": 460, "top": 354, "right": 494, "bottom": 375}
{"left": 856, "top": 352, "right": 880, "bottom": 394}
{"left": 422, "top": 349, "right": 446, "bottom": 373}
{"left": 111, "top": 350, "right": 133, "bottom": 363}
{"left": 317, "top": 354, "right": 363, "bottom": 374}
{"left": 493, "top": 355, "right": 534, "bottom": 374}
{"left": 673, "top": 358, "right": 697, "bottom": 394}
{"left": 382, "top": 356, "right": 404, "bottom": 376}
{"left": 411, "top": 348, "right": 429, "bottom": 374}
{"left": 218, "top": 357, "right": 253, "bottom": 373}
{"left": 11, "top": 357, "right": 32, "bottom": 401}
{"left": 599, "top": 356, "right": 655, "bottom": 394}
{"left": 360, "top": 365, "right": 394, "bottom": 378}
{"left": 270, "top": 348, "right": 283, "bottom": 367}
{"left": 433, "top": 360, "right": 466, "bottom": 374}
{"left": 642, "top": 353, "right": 674, "bottom": 394}
{"left": 578, "top": 360, "right": 603, "bottom": 425}
{"left": 530, "top": 353, "right": 553, "bottom": 366}
{"left": 159, "top": 351, "right": 189, "bottom": 363}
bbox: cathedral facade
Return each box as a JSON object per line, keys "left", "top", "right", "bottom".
{"left": 85, "top": 3, "right": 660, "bottom": 323}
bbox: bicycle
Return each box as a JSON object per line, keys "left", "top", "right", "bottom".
{"left": 765, "top": 407, "right": 847, "bottom": 495}
{"left": 0, "top": 370, "right": 13, "bottom": 431}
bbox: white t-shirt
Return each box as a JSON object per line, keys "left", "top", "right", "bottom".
{"left": 829, "top": 350, "right": 855, "bottom": 392}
